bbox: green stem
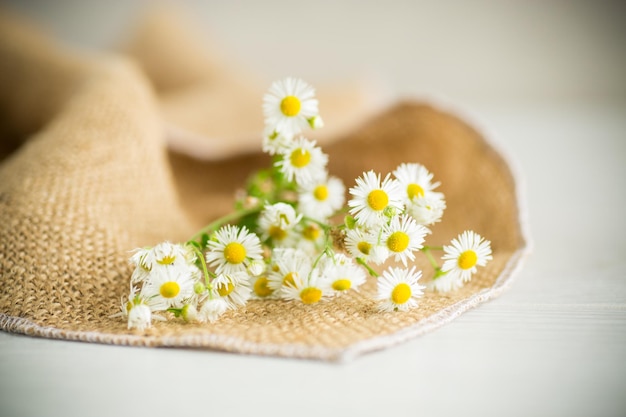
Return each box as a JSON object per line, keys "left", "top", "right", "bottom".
{"left": 188, "top": 244, "right": 213, "bottom": 287}
{"left": 421, "top": 247, "right": 440, "bottom": 270}
{"left": 423, "top": 245, "right": 444, "bottom": 251}
{"left": 189, "top": 206, "right": 263, "bottom": 242}
{"left": 167, "top": 307, "right": 183, "bottom": 317}
{"left": 356, "top": 257, "right": 379, "bottom": 278}
{"left": 310, "top": 248, "right": 329, "bottom": 275}
{"left": 421, "top": 247, "right": 446, "bottom": 280}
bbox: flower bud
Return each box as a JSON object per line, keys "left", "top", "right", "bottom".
{"left": 247, "top": 259, "right": 266, "bottom": 276}
{"left": 344, "top": 215, "right": 357, "bottom": 230}
{"left": 308, "top": 115, "right": 324, "bottom": 129}
{"left": 194, "top": 281, "right": 206, "bottom": 295}
{"left": 383, "top": 206, "right": 397, "bottom": 218}
{"left": 181, "top": 303, "right": 199, "bottom": 323}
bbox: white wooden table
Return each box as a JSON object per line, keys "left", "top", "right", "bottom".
{"left": 1, "top": 2, "right": 625, "bottom": 416}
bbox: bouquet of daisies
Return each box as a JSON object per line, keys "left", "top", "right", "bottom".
{"left": 119, "top": 78, "right": 493, "bottom": 331}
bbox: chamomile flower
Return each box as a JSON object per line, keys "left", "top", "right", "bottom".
{"left": 322, "top": 257, "right": 366, "bottom": 295}
{"left": 280, "top": 267, "right": 330, "bottom": 305}
{"left": 206, "top": 225, "right": 263, "bottom": 275}
{"left": 140, "top": 267, "right": 196, "bottom": 311}
{"left": 127, "top": 299, "right": 152, "bottom": 331}
{"left": 344, "top": 227, "right": 389, "bottom": 264}
{"left": 262, "top": 125, "right": 291, "bottom": 155}
{"left": 377, "top": 266, "right": 425, "bottom": 312}
{"left": 267, "top": 248, "right": 312, "bottom": 292}
{"left": 249, "top": 274, "right": 277, "bottom": 299}
{"left": 130, "top": 241, "right": 195, "bottom": 283}
{"left": 381, "top": 214, "right": 428, "bottom": 266}
{"left": 263, "top": 77, "right": 320, "bottom": 139}
{"left": 441, "top": 230, "right": 493, "bottom": 282}
{"left": 258, "top": 202, "right": 302, "bottom": 246}
{"left": 393, "top": 163, "right": 441, "bottom": 205}
{"left": 348, "top": 171, "right": 403, "bottom": 227}
{"left": 407, "top": 194, "right": 446, "bottom": 226}
{"left": 297, "top": 222, "right": 325, "bottom": 254}
{"left": 198, "top": 297, "right": 229, "bottom": 323}
{"left": 212, "top": 272, "right": 252, "bottom": 309}
{"left": 427, "top": 271, "right": 464, "bottom": 293}
{"left": 275, "top": 137, "right": 328, "bottom": 186}
{"left": 298, "top": 175, "right": 345, "bottom": 221}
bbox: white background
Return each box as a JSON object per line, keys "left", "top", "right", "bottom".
{"left": 1, "top": 1, "right": 625, "bottom": 416}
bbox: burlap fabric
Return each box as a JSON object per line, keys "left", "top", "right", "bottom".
{"left": 0, "top": 9, "right": 529, "bottom": 361}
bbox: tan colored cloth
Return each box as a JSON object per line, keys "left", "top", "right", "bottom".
{"left": 0, "top": 9, "right": 529, "bottom": 361}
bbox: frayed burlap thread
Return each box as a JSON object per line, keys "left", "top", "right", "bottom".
{"left": 0, "top": 11, "right": 529, "bottom": 361}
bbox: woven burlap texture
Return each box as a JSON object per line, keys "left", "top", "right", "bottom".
{"left": 0, "top": 10, "right": 529, "bottom": 361}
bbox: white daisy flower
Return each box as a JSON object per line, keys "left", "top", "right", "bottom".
{"left": 298, "top": 175, "right": 345, "bottom": 221}
{"left": 377, "top": 266, "right": 425, "bottom": 312}
{"left": 280, "top": 267, "right": 330, "bottom": 305}
{"left": 206, "top": 225, "right": 263, "bottom": 275}
{"left": 262, "top": 125, "right": 291, "bottom": 155}
{"left": 441, "top": 230, "right": 493, "bottom": 282}
{"left": 212, "top": 272, "right": 252, "bottom": 309}
{"left": 140, "top": 267, "right": 196, "bottom": 311}
{"left": 407, "top": 194, "right": 446, "bottom": 226}
{"left": 322, "top": 257, "right": 366, "bottom": 295}
{"left": 275, "top": 137, "right": 328, "bottom": 186}
{"left": 262, "top": 77, "right": 320, "bottom": 139}
{"left": 130, "top": 241, "right": 195, "bottom": 284}
{"left": 296, "top": 222, "right": 325, "bottom": 254}
{"left": 249, "top": 274, "right": 277, "bottom": 299}
{"left": 198, "top": 297, "right": 229, "bottom": 323}
{"left": 127, "top": 300, "right": 152, "bottom": 331}
{"left": 393, "top": 163, "right": 441, "bottom": 205}
{"left": 258, "top": 202, "right": 302, "bottom": 247}
{"left": 381, "top": 214, "right": 428, "bottom": 266}
{"left": 348, "top": 171, "right": 403, "bottom": 227}
{"left": 344, "top": 226, "right": 389, "bottom": 264}
{"left": 427, "top": 271, "right": 464, "bottom": 293}
{"left": 267, "top": 248, "right": 312, "bottom": 292}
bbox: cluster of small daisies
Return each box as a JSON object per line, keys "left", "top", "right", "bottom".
{"left": 119, "top": 77, "right": 493, "bottom": 331}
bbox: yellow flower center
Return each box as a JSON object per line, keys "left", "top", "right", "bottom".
{"left": 290, "top": 148, "right": 311, "bottom": 168}
{"left": 367, "top": 189, "right": 389, "bottom": 211}
{"left": 407, "top": 183, "right": 424, "bottom": 200}
{"left": 157, "top": 255, "right": 175, "bottom": 265}
{"left": 217, "top": 282, "right": 234, "bottom": 297}
{"left": 160, "top": 281, "right": 180, "bottom": 299}
{"left": 300, "top": 287, "right": 322, "bottom": 304}
{"left": 391, "top": 283, "right": 411, "bottom": 305}
{"left": 332, "top": 279, "right": 352, "bottom": 291}
{"left": 313, "top": 185, "right": 329, "bottom": 201}
{"left": 302, "top": 224, "right": 321, "bottom": 241}
{"left": 283, "top": 272, "right": 297, "bottom": 287}
{"left": 223, "top": 242, "right": 246, "bottom": 264}
{"left": 458, "top": 250, "right": 478, "bottom": 270}
{"left": 280, "top": 95, "right": 301, "bottom": 117}
{"left": 357, "top": 241, "right": 372, "bottom": 255}
{"left": 253, "top": 277, "right": 273, "bottom": 298}
{"left": 387, "top": 231, "right": 410, "bottom": 253}
{"left": 269, "top": 225, "right": 287, "bottom": 241}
